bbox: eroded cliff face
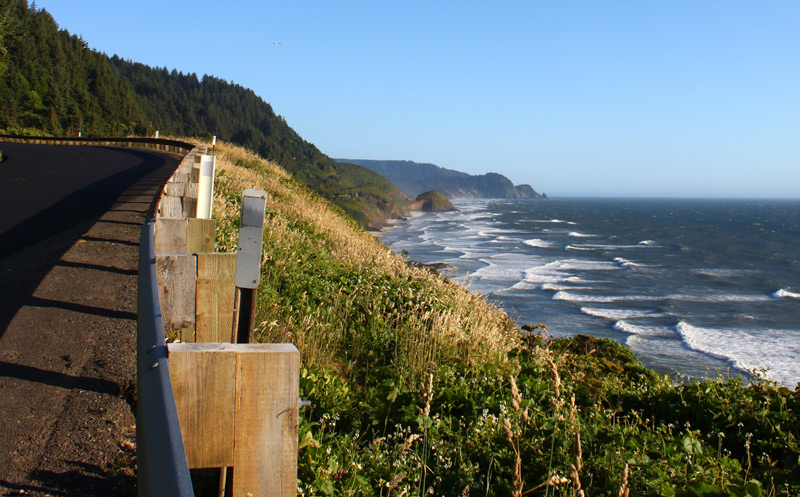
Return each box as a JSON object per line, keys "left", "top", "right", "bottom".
{"left": 337, "top": 159, "right": 545, "bottom": 200}
{"left": 410, "top": 191, "right": 458, "bottom": 212}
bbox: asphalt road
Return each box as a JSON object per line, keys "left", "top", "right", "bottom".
{"left": 0, "top": 142, "right": 180, "bottom": 495}
{"left": 0, "top": 143, "right": 176, "bottom": 259}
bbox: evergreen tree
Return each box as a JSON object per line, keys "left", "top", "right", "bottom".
{"left": 0, "top": 0, "right": 409, "bottom": 227}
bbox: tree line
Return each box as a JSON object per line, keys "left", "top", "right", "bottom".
{"left": 0, "top": 0, "right": 407, "bottom": 227}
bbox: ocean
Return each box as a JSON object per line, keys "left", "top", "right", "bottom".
{"left": 375, "top": 198, "right": 800, "bottom": 388}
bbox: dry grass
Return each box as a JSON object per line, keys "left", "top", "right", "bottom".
{"left": 185, "top": 138, "right": 519, "bottom": 379}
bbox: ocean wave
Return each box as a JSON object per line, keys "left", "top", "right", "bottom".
{"left": 638, "top": 240, "right": 657, "bottom": 245}
{"left": 773, "top": 288, "right": 800, "bottom": 299}
{"left": 468, "top": 254, "right": 547, "bottom": 286}
{"left": 565, "top": 244, "right": 594, "bottom": 251}
{"left": 669, "top": 293, "right": 773, "bottom": 303}
{"left": 541, "top": 283, "right": 594, "bottom": 292}
{"left": 675, "top": 321, "right": 800, "bottom": 388}
{"left": 530, "top": 219, "right": 577, "bottom": 225}
{"left": 613, "top": 257, "right": 645, "bottom": 268}
{"left": 521, "top": 260, "right": 622, "bottom": 287}
{"left": 524, "top": 239, "right": 557, "bottom": 248}
{"left": 568, "top": 243, "right": 656, "bottom": 250}
{"left": 551, "top": 259, "right": 622, "bottom": 272}
{"left": 613, "top": 320, "right": 674, "bottom": 337}
{"left": 694, "top": 268, "right": 759, "bottom": 278}
{"left": 553, "top": 291, "right": 661, "bottom": 303}
{"left": 556, "top": 291, "right": 773, "bottom": 304}
{"left": 581, "top": 307, "right": 666, "bottom": 320}
{"left": 569, "top": 232, "right": 597, "bottom": 238}
{"left": 457, "top": 250, "right": 493, "bottom": 260}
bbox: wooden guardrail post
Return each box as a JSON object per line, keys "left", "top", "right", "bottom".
{"left": 169, "top": 343, "right": 300, "bottom": 497}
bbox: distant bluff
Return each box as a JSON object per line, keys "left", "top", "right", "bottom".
{"left": 411, "top": 191, "right": 458, "bottom": 212}
{"left": 337, "top": 159, "right": 546, "bottom": 200}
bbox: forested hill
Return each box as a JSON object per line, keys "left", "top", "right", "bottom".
{"left": 338, "top": 159, "right": 546, "bottom": 200}
{"left": 0, "top": 1, "right": 143, "bottom": 136}
{"left": 0, "top": 0, "right": 407, "bottom": 228}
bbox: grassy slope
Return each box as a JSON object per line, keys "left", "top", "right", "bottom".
{"left": 208, "top": 140, "right": 799, "bottom": 497}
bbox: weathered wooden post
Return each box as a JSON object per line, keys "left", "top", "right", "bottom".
{"left": 169, "top": 342, "right": 299, "bottom": 497}
{"left": 231, "top": 189, "right": 268, "bottom": 344}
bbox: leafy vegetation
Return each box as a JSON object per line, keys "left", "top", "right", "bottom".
{"left": 209, "top": 141, "right": 799, "bottom": 497}
{"left": 4, "top": 3, "right": 797, "bottom": 493}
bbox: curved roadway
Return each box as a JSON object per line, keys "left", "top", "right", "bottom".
{"left": 0, "top": 142, "right": 180, "bottom": 495}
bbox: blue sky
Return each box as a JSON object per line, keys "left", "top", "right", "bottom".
{"left": 35, "top": 1, "right": 799, "bottom": 198}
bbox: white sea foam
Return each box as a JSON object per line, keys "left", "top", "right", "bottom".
{"left": 613, "top": 320, "right": 674, "bottom": 337}
{"left": 541, "top": 283, "right": 594, "bottom": 292}
{"left": 516, "top": 266, "right": 569, "bottom": 286}
{"left": 551, "top": 259, "right": 622, "bottom": 272}
{"left": 638, "top": 240, "right": 657, "bottom": 245}
{"left": 556, "top": 291, "right": 772, "bottom": 304}
{"left": 455, "top": 248, "right": 489, "bottom": 259}
{"left": 553, "top": 291, "right": 661, "bottom": 303}
{"left": 470, "top": 254, "right": 538, "bottom": 283}
{"left": 524, "top": 239, "right": 557, "bottom": 249}
{"left": 581, "top": 307, "right": 666, "bottom": 320}
{"left": 519, "top": 259, "right": 621, "bottom": 287}
{"left": 694, "top": 268, "right": 759, "bottom": 278}
{"left": 565, "top": 244, "right": 594, "bottom": 251}
{"left": 613, "top": 257, "right": 646, "bottom": 268}
{"left": 773, "top": 289, "right": 800, "bottom": 299}
{"left": 676, "top": 321, "right": 800, "bottom": 388}
{"left": 569, "top": 243, "right": 656, "bottom": 250}
{"left": 530, "top": 219, "right": 576, "bottom": 225}
{"left": 670, "top": 293, "right": 773, "bottom": 303}
{"left": 569, "top": 232, "right": 597, "bottom": 238}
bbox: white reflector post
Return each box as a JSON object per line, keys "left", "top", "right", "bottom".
{"left": 234, "top": 189, "right": 268, "bottom": 289}
{"left": 196, "top": 154, "right": 216, "bottom": 219}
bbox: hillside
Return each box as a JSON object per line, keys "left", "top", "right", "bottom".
{"left": 0, "top": 0, "right": 407, "bottom": 228}
{"left": 209, "top": 140, "right": 798, "bottom": 496}
{"left": 410, "top": 190, "right": 457, "bottom": 212}
{"left": 338, "top": 158, "right": 546, "bottom": 199}
{"left": 3, "top": 4, "right": 798, "bottom": 493}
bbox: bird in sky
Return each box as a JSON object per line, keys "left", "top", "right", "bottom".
{"left": 272, "top": 41, "right": 282, "bottom": 46}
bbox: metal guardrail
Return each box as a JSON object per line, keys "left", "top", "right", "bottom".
{"left": 137, "top": 219, "right": 194, "bottom": 497}
{"left": 4, "top": 135, "right": 198, "bottom": 494}
{"left": 0, "top": 135, "right": 195, "bottom": 155}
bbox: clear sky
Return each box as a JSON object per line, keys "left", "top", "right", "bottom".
{"left": 34, "top": 1, "right": 800, "bottom": 198}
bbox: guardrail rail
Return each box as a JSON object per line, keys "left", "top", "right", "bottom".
{"left": 5, "top": 136, "right": 300, "bottom": 496}
{"left": 137, "top": 220, "right": 195, "bottom": 496}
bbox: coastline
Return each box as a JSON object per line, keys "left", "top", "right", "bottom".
{"left": 212, "top": 143, "right": 800, "bottom": 495}
{"left": 373, "top": 197, "right": 800, "bottom": 389}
